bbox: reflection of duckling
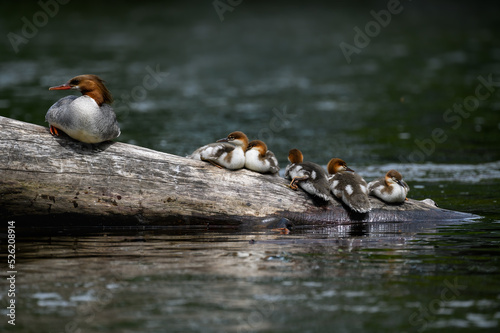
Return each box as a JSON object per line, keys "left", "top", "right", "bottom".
{"left": 188, "top": 131, "right": 248, "bottom": 170}
{"left": 327, "top": 158, "right": 371, "bottom": 213}
{"left": 245, "top": 140, "right": 279, "bottom": 174}
{"left": 368, "top": 169, "right": 410, "bottom": 203}
{"left": 46, "top": 75, "right": 120, "bottom": 143}
{"left": 284, "top": 149, "right": 332, "bottom": 202}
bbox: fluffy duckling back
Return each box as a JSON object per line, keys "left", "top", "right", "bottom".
{"left": 285, "top": 149, "right": 332, "bottom": 202}
{"left": 327, "top": 158, "right": 371, "bottom": 213}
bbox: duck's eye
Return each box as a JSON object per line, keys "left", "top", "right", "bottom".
{"left": 70, "top": 79, "right": 80, "bottom": 85}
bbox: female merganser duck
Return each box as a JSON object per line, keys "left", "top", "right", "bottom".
{"left": 368, "top": 169, "right": 410, "bottom": 203}
{"left": 245, "top": 140, "right": 279, "bottom": 174}
{"left": 327, "top": 158, "right": 371, "bottom": 213}
{"left": 188, "top": 131, "right": 248, "bottom": 170}
{"left": 46, "top": 74, "right": 120, "bottom": 143}
{"left": 284, "top": 148, "right": 332, "bottom": 202}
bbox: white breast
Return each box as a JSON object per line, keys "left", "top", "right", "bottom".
{"left": 372, "top": 183, "right": 407, "bottom": 203}
{"left": 225, "top": 147, "right": 245, "bottom": 169}
{"left": 60, "top": 96, "right": 104, "bottom": 143}
{"left": 286, "top": 165, "right": 307, "bottom": 179}
{"left": 245, "top": 150, "right": 269, "bottom": 172}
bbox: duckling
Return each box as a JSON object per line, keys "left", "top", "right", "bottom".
{"left": 245, "top": 140, "right": 279, "bottom": 174}
{"left": 284, "top": 149, "right": 332, "bottom": 202}
{"left": 368, "top": 169, "right": 410, "bottom": 203}
{"left": 327, "top": 158, "right": 371, "bottom": 213}
{"left": 188, "top": 131, "right": 248, "bottom": 170}
{"left": 46, "top": 74, "right": 120, "bottom": 143}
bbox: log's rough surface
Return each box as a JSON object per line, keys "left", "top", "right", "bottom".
{"left": 0, "top": 116, "right": 475, "bottom": 227}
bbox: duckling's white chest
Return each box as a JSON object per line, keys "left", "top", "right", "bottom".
{"left": 221, "top": 147, "right": 245, "bottom": 169}
{"left": 388, "top": 183, "right": 408, "bottom": 201}
{"left": 245, "top": 150, "right": 268, "bottom": 171}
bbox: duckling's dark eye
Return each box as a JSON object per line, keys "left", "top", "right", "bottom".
{"left": 70, "top": 79, "right": 80, "bottom": 85}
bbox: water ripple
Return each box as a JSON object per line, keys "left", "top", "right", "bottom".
{"left": 360, "top": 161, "right": 500, "bottom": 183}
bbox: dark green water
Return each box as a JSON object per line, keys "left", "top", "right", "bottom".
{"left": 1, "top": 1, "right": 500, "bottom": 332}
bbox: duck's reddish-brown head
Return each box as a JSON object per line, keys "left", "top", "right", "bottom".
{"left": 49, "top": 74, "right": 113, "bottom": 106}
{"left": 217, "top": 131, "right": 249, "bottom": 148}
{"left": 327, "top": 158, "right": 354, "bottom": 174}
{"left": 385, "top": 169, "right": 404, "bottom": 186}
{"left": 288, "top": 148, "right": 304, "bottom": 164}
{"left": 246, "top": 140, "right": 268, "bottom": 155}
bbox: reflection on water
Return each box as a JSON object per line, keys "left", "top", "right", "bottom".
{"left": 6, "top": 218, "right": 500, "bottom": 333}
{"left": 360, "top": 161, "right": 500, "bottom": 184}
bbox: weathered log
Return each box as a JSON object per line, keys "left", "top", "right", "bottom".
{"left": 0, "top": 116, "right": 475, "bottom": 228}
